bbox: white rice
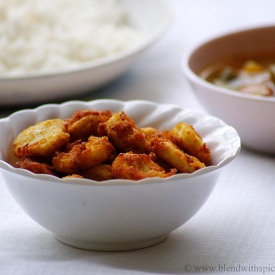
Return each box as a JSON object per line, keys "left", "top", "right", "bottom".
{"left": 0, "top": 0, "right": 143, "bottom": 76}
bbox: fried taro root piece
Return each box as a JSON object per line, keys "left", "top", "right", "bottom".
{"left": 112, "top": 152, "right": 177, "bottom": 180}
{"left": 61, "top": 139, "right": 82, "bottom": 152}
{"left": 141, "top": 127, "right": 160, "bottom": 140}
{"left": 62, "top": 174, "right": 84, "bottom": 179}
{"left": 52, "top": 136, "right": 115, "bottom": 174}
{"left": 98, "top": 111, "right": 149, "bottom": 154}
{"left": 80, "top": 164, "right": 113, "bottom": 181}
{"left": 66, "top": 109, "right": 112, "bottom": 141}
{"left": 151, "top": 137, "right": 205, "bottom": 173}
{"left": 166, "top": 122, "right": 212, "bottom": 166}
{"left": 13, "top": 119, "right": 70, "bottom": 158}
{"left": 140, "top": 127, "right": 160, "bottom": 151}
{"left": 148, "top": 152, "right": 174, "bottom": 173}
{"left": 15, "top": 157, "right": 55, "bottom": 175}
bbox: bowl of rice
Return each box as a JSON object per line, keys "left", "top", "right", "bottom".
{"left": 0, "top": 0, "right": 173, "bottom": 106}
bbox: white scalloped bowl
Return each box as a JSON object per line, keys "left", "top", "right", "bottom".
{"left": 0, "top": 100, "right": 240, "bottom": 251}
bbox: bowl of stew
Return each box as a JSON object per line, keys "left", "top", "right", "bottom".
{"left": 182, "top": 24, "right": 275, "bottom": 154}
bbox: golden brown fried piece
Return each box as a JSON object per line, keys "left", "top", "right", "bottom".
{"left": 66, "top": 109, "right": 112, "bottom": 141}
{"left": 15, "top": 157, "right": 55, "bottom": 175}
{"left": 168, "top": 122, "right": 212, "bottom": 166}
{"left": 98, "top": 111, "right": 149, "bottom": 154}
{"left": 61, "top": 139, "right": 82, "bottom": 152}
{"left": 80, "top": 164, "right": 113, "bottom": 181}
{"left": 13, "top": 119, "right": 70, "bottom": 158}
{"left": 112, "top": 152, "right": 177, "bottom": 180}
{"left": 151, "top": 137, "right": 205, "bottom": 173}
{"left": 161, "top": 129, "right": 174, "bottom": 140}
{"left": 141, "top": 127, "right": 160, "bottom": 140}
{"left": 52, "top": 136, "right": 115, "bottom": 174}
{"left": 62, "top": 174, "right": 83, "bottom": 179}
{"left": 141, "top": 127, "right": 160, "bottom": 151}
{"left": 148, "top": 152, "right": 175, "bottom": 173}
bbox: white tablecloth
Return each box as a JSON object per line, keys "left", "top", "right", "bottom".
{"left": 1, "top": 1, "right": 275, "bottom": 274}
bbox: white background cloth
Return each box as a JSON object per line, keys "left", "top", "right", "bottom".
{"left": 1, "top": 1, "right": 275, "bottom": 274}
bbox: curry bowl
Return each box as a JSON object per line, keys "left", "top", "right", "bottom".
{"left": 182, "top": 24, "right": 275, "bottom": 154}
{"left": 0, "top": 99, "right": 240, "bottom": 251}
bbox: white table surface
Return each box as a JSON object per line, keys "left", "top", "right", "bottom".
{"left": 1, "top": 1, "right": 275, "bottom": 274}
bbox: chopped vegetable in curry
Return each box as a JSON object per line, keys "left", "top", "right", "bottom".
{"left": 201, "top": 60, "right": 275, "bottom": 96}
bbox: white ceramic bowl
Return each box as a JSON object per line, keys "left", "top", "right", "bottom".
{"left": 0, "top": 0, "right": 172, "bottom": 106}
{"left": 0, "top": 99, "right": 240, "bottom": 251}
{"left": 182, "top": 24, "right": 275, "bottom": 154}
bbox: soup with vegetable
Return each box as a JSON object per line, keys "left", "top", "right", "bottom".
{"left": 200, "top": 55, "right": 275, "bottom": 97}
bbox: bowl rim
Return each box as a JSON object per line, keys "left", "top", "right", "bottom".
{"left": 0, "top": 99, "right": 241, "bottom": 187}
{"left": 181, "top": 23, "right": 275, "bottom": 104}
{"left": 0, "top": 0, "right": 173, "bottom": 81}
